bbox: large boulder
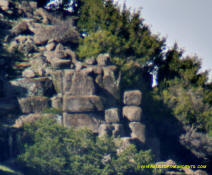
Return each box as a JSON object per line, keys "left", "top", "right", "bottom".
{"left": 32, "top": 21, "right": 80, "bottom": 45}
{"left": 123, "top": 90, "right": 142, "bottom": 106}
{"left": 105, "top": 108, "right": 120, "bottom": 123}
{"left": 18, "top": 96, "right": 49, "bottom": 113}
{"left": 64, "top": 71, "right": 96, "bottom": 96}
{"left": 63, "top": 112, "right": 104, "bottom": 133}
{"left": 63, "top": 96, "right": 104, "bottom": 113}
{"left": 129, "top": 122, "right": 146, "bottom": 144}
{"left": 122, "top": 106, "right": 142, "bottom": 122}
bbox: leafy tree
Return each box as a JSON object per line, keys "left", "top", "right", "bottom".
{"left": 154, "top": 45, "right": 212, "bottom": 135}
{"left": 76, "top": 0, "right": 165, "bottom": 89}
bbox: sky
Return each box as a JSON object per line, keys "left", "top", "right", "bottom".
{"left": 116, "top": 0, "right": 212, "bottom": 81}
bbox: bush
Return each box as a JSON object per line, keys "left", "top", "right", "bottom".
{"left": 18, "top": 118, "right": 154, "bottom": 175}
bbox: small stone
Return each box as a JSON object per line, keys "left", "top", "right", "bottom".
{"left": 29, "top": 1, "right": 37, "bottom": 9}
{"left": 22, "top": 68, "right": 35, "bottom": 78}
{"left": 105, "top": 108, "right": 120, "bottom": 123}
{"left": 50, "top": 58, "right": 71, "bottom": 69}
{"left": 74, "top": 61, "right": 82, "bottom": 71}
{"left": 85, "top": 57, "right": 96, "bottom": 65}
{"left": 122, "top": 106, "right": 142, "bottom": 122}
{"left": 51, "top": 94, "right": 62, "bottom": 110}
{"left": 123, "top": 90, "right": 142, "bottom": 105}
{"left": 46, "top": 42, "right": 56, "bottom": 51}
{"left": 112, "top": 124, "right": 125, "bottom": 137}
{"left": 98, "top": 124, "right": 113, "bottom": 137}
{"left": 96, "top": 53, "right": 110, "bottom": 66}
{"left": 0, "top": 0, "right": 9, "bottom": 11}
{"left": 129, "top": 122, "right": 146, "bottom": 143}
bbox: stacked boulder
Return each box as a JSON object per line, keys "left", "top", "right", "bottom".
{"left": 98, "top": 108, "right": 125, "bottom": 137}
{"left": 50, "top": 54, "right": 122, "bottom": 134}
{"left": 122, "top": 90, "right": 146, "bottom": 144}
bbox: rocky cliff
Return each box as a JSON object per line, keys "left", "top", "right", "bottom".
{"left": 0, "top": 0, "right": 152, "bottom": 155}
{"left": 0, "top": 1, "right": 210, "bottom": 175}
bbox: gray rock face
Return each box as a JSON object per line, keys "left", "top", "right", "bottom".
{"left": 63, "top": 113, "right": 104, "bottom": 133}
{"left": 18, "top": 96, "right": 49, "bottom": 113}
{"left": 65, "top": 71, "right": 95, "bottom": 96}
{"left": 123, "top": 90, "right": 142, "bottom": 105}
{"left": 63, "top": 96, "right": 104, "bottom": 112}
{"left": 129, "top": 122, "right": 146, "bottom": 143}
{"left": 7, "top": 77, "right": 54, "bottom": 97}
{"left": 122, "top": 106, "right": 142, "bottom": 122}
{"left": 105, "top": 108, "right": 120, "bottom": 123}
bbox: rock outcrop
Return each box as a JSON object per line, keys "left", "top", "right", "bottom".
{"left": 0, "top": 2, "right": 210, "bottom": 175}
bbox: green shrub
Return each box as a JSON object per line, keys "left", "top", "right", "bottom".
{"left": 18, "top": 118, "right": 154, "bottom": 175}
